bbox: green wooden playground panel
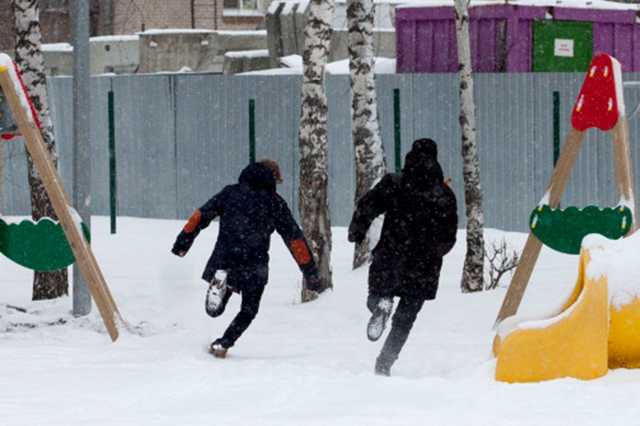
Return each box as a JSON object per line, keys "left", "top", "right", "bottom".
{"left": 530, "top": 205, "right": 632, "bottom": 254}
{"left": 0, "top": 218, "right": 90, "bottom": 272}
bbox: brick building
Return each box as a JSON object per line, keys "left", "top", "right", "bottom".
{"left": 0, "top": 0, "right": 266, "bottom": 53}
{"left": 0, "top": 0, "right": 76, "bottom": 52}
{"left": 113, "top": 0, "right": 267, "bottom": 34}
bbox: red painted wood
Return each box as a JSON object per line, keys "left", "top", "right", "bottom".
{"left": 571, "top": 54, "right": 621, "bottom": 132}
{"left": 0, "top": 133, "right": 17, "bottom": 140}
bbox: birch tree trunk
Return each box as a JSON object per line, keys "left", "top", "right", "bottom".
{"left": 454, "top": 0, "right": 484, "bottom": 292}
{"left": 348, "top": 0, "right": 387, "bottom": 269}
{"left": 13, "top": 0, "right": 68, "bottom": 300}
{"left": 298, "top": 0, "right": 334, "bottom": 301}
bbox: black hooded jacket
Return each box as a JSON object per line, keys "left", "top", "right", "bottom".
{"left": 173, "top": 163, "right": 318, "bottom": 284}
{"left": 348, "top": 139, "right": 458, "bottom": 299}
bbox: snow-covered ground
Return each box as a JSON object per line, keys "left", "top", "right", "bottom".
{"left": 2, "top": 217, "right": 640, "bottom": 425}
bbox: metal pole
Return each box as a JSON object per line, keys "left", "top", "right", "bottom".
{"left": 393, "top": 89, "right": 402, "bottom": 172}
{"left": 191, "top": 0, "right": 196, "bottom": 29}
{"left": 249, "top": 99, "right": 256, "bottom": 163}
{"left": 72, "top": 0, "right": 92, "bottom": 317}
{"left": 553, "top": 91, "right": 560, "bottom": 166}
{"left": 108, "top": 90, "right": 117, "bottom": 234}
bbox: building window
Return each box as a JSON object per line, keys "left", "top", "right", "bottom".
{"left": 223, "top": 0, "right": 262, "bottom": 16}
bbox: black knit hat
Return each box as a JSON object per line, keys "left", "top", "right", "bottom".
{"left": 402, "top": 138, "right": 443, "bottom": 186}
{"left": 411, "top": 138, "right": 438, "bottom": 158}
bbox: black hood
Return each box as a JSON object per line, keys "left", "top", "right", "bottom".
{"left": 238, "top": 163, "right": 276, "bottom": 192}
{"left": 401, "top": 138, "right": 444, "bottom": 189}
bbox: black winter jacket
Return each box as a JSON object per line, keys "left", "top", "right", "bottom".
{"left": 173, "top": 163, "right": 319, "bottom": 284}
{"left": 348, "top": 140, "right": 458, "bottom": 299}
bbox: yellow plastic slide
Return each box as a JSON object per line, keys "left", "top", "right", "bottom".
{"left": 493, "top": 249, "right": 610, "bottom": 383}
{"left": 609, "top": 297, "right": 640, "bottom": 369}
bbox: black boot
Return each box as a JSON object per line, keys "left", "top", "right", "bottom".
{"left": 374, "top": 297, "right": 425, "bottom": 376}
{"left": 374, "top": 357, "right": 392, "bottom": 376}
{"left": 209, "top": 338, "right": 230, "bottom": 358}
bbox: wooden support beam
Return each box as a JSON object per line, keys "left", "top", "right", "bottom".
{"left": 612, "top": 119, "right": 634, "bottom": 207}
{"left": 611, "top": 118, "right": 638, "bottom": 235}
{"left": 0, "top": 65, "right": 120, "bottom": 341}
{"left": 494, "top": 128, "right": 585, "bottom": 326}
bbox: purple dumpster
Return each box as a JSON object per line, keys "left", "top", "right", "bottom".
{"left": 396, "top": 0, "right": 640, "bottom": 73}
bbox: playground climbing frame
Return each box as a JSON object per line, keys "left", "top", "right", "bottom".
{"left": 0, "top": 54, "right": 121, "bottom": 341}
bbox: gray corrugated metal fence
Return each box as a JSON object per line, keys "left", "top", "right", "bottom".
{"left": 3, "top": 72, "right": 640, "bottom": 232}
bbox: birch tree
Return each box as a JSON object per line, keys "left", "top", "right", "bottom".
{"left": 13, "top": 0, "right": 68, "bottom": 299}
{"left": 348, "top": 0, "right": 387, "bottom": 269}
{"left": 298, "top": 0, "right": 335, "bottom": 300}
{"left": 454, "top": 0, "right": 484, "bottom": 292}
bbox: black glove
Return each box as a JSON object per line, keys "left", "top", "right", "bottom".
{"left": 305, "top": 274, "right": 323, "bottom": 292}
{"left": 348, "top": 227, "right": 366, "bottom": 244}
{"left": 172, "top": 232, "right": 195, "bottom": 257}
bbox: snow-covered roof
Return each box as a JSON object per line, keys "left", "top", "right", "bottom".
{"left": 90, "top": 35, "right": 140, "bottom": 43}
{"left": 224, "top": 49, "right": 270, "bottom": 59}
{"left": 240, "top": 68, "right": 302, "bottom": 76}
{"left": 240, "top": 56, "right": 397, "bottom": 75}
{"left": 216, "top": 30, "right": 268, "bottom": 36}
{"left": 335, "top": 0, "right": 405, "bottom": 3}
{"left": 398, "top": 0, "right": 640, "bottom": 10}
{"left": 280, "top": 55, "right": 303, "bottom": 69}
{"left": 41, "top": 43, "right": 73, "bottom": 53}
{"left": 325, "top": 58, "right": 397, "bottom": 75}
{"left": 138, "top": 28, "right": 215, "bottom": 36}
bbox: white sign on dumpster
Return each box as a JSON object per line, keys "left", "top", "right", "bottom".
{"left": 554, "top": 39, "right": 575, "bottom": 58}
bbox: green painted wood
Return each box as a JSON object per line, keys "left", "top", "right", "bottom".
{"left": 553, "top": 91, "right": 560, "bottom": 167}
{"left": 393, "top": 88, "right": 401, "bottom": 173}
{"left": 0, "top": 218, "right": 90, "bottom": 272}
{"left": 249, "top": 99, "right": 256, "bottom": 163}
{"left": 532, "top": 21, "right": 593, "bottom": 72}
{"left": 109, "top": 90, "right": 117, "bottom": 235}
{"left": 530, "top": 205, "right": 632, "bottom": 254}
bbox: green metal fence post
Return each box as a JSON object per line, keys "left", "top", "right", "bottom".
{"left": 249, "top": 99, "right": 256, "bottom": 163}
{"left": 553, "top": 91, "right": 560, "bottom": 167}
{"left": 393, "top": 89, "right": 401, "bottom": 172}
{"left": 108, "top": 90, "right": 117, "bottom": 234}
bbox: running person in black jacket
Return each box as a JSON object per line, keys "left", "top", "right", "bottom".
{"left": 349, "top": 139, "right": 458, "bottom": 376}
{"left": 172, "top": 160, "right": 321, "bottom": 357}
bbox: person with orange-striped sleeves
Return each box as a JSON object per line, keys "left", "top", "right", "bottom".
{"left": 172, "top": 160, "right": 321, "bottom": 358}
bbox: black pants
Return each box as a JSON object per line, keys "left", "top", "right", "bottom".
{"left": 368, "top": 293, "right": 425, "bottom": 369}
{"left": 210, "top": 266, "right": 268, "bottom": 348}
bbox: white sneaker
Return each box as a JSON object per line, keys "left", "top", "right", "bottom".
{"left": 367, "top": 298, "right": 393, "bottom": 342}
{"left": 205, "top": 270, "right": 229, "bottom": 317}
{"left": 209, "top": 339, "right": 228, "bottom": 358}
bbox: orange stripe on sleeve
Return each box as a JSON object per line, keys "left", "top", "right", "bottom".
{"left": 290, "top": 239, "right": 312, "bottom": 265}
{"left": 183, "top": 209, "right": 202, "bottom": 233}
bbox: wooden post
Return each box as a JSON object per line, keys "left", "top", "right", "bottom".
{"left": 0, "top": 65, "right": 120, "bottom": 341}
{"left": 494, "top": 128, "right": 585, "bottom": 326}
{"left": 612, "top": 119, "right": 634, "bottom": 206}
